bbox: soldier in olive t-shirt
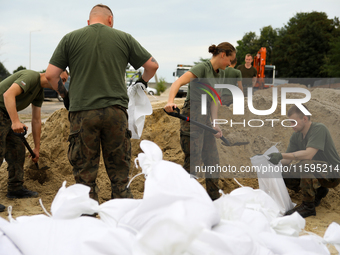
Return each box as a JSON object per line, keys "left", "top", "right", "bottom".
{"left": 220, "top": 60, "right": 243, "bottom": 106}
{"left": 0, "top": 69, "right": 68, "bottom": 207}
{"left": 45, "top": 4, "right": 158, "bottom": 201}
{"left": 268, "top": 105, "right": 340, "bottom": 218}
{"left": 237, "top": 54, "right": 257, "bottom": 97}
{"left": 165, "top": 42, "right": 236, "bottom": 201}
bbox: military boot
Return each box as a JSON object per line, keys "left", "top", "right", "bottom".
{"left": 7, "top": 188, "right": 38, "bottom": 199}
{"left": 314, "top": 187, "right": 329, "bottom": 207}
{"left": 285, "top": 201, "right": 316, "bottom": 218}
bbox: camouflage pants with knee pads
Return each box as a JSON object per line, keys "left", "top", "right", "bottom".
{"left": 68, "top": 105, "right": 133, "bottom": 201}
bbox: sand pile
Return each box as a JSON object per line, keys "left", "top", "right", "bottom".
{"left": 1, "top": 85, "right": 340, "bottom": 248}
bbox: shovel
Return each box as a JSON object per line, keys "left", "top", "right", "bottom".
{"left": 164, "top": 107, "right": 249, "bottom": 147}
{"left": 14, "top": 127, "right": 50, "bottom": 171}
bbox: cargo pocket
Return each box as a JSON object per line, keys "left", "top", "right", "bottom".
{"left": 67, "top": 130, "right": 82, "bottom": 167}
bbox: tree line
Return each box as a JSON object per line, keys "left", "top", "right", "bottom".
{"left": 236, "top": 11, "right": 340, "bottom": 78}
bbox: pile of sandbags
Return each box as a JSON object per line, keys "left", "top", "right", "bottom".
{"left": 0, "top": 140, "right": 338, "bottom": 255}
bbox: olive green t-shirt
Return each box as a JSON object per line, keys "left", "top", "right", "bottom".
{"left": 221, "top": 67, "right": 242, "bottom": 96}
{"left": 237, "top": 64, "right": 257, "bottom": 87}
{"left": 49, "top": 23, "right": 152, "bottom": 111}
{"left": 186, "top": 61, "right": 225, "bottom": 102}
{"left": 0, "top": 70, "right": 43, "bottom": 112}
{"left": 286, "top": 122, "right": 340, "bottom": 168}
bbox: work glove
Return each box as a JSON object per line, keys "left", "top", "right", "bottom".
{"left": 63, "top": 92, "right": 70, "bottom": 110}
{"left": 268, "top": 152, "right": 283, "bottom": 165}
{"left": 134, "top": 76, "right": 148, "bottom": 89}
{"left": 58, "top": 78, "right": 69, "bottom": 110}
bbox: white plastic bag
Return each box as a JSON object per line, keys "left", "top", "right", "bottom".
{"left": 214, "top": 187, "right": 281, "bottom": 223}
{"left": 123, "top": 140, "right": 220, "bottom": 253}
{"left": 127, "top": 83, "right": 153, "bottom": 139}
{"left": 251, "top": 145, "right": 295, "bottom": 215}
{"left": 270, "top": 212, "right": 305, "bottom": 237}
{"left": 0, "top": 218, "right": 22, "bottom": 255}
{"left": 51, "top": 181, "right": 99, "bottom": 219}
{"left": 0, "top": 216, "right": 135, "bottom": 255}
{"left": 324, "top": 222, "right": 340, "bottom": 253}
{"left": 259, "top": 232, "right": 330, "bottom": 255}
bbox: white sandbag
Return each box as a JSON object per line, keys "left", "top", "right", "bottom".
{"left": 324, "top": 222, "right": 340, "bottom": 253}
{"left": 229, "top": 187, "right": 281, "bottom": 221}
{"left": 270, "top": 212, "right": 305, "bottom": 237}
{"left": 186, "top": 226, "right": 274, "bottom": 255}
{"left": 0, "top": 231, "right": 22, "bottom": 255}
{"left": 251, "top": 145, "right": 295, "bottom": 215}
{"left": 240, "top": 209, "right": 275, "bottom": 235}
{"left": 121, "top": 140, "right": 219, "bottom": 253}
{"left": 98, "top": 198, "right": 142, "bottom": 228}
{"left": 51, "top": 181, "right": 99, "bottom": 219}
{"left": 0, "top": 216, "right": 135, "bottom": 255}
{"left": 133, "top": 201, "right": 204, "bottom": 255}
{"left": 259, "top": 231, "right": 330, "bottom": 255}
{"left": 213, "top": 194, "right": 246, "bottom": 221}
{"left": 212, "top": 220, "right": 274, "bottom": 255}
{"left": 0, "top": 218, "right": 22, "bottom": 255}
{"left": 127, "top": 83, "right": 152, "bottom": 139}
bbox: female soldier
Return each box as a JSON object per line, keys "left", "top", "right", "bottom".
{"left": 164, "top": 42, "right": 236, "bottom": 200}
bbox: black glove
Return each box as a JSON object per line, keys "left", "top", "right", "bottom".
{"left": 58, "top": 77, "right": 69, "bottom": 110}
{"left": 63, "top": 91, "right": 70, "bottom": 110}
{"left": 134, "top": 76, "right": 148, "bottom": 88}
{"left": 268, "top": 152, "right": 283, "bottom": 165}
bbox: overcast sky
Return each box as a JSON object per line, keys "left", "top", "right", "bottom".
{"left": 1, "top": 0, "right": 339, "bottom": 83}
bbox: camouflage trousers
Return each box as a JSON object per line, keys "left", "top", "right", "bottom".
{"left": 283, "top": 160, "right": 340, "bottom": 203}
{"left": 68, "top": 105, "right": 133, "bottom": 201}
{"left": 0, "top": 110, "right": 25, "bottom": 191}
{"left": 180, "top": 101, "right": 220, "bottom": 200}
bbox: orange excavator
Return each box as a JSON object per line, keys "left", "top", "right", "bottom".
{"left": 253, "top": 47, "right": 276, "bottom": 89}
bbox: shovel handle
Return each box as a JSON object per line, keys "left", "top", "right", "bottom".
{"left": 164, "top": 107, "right": 232, "bottom": 145}
{"left": 14, "top": 127, "right": 38, "bottom": 166}
{"left": 14, "top": 127, "right": 35, "bottom": 155}
{"left": 164, "top": 107, "right": 218, "bottom": 133}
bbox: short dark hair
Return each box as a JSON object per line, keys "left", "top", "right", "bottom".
{"left": 287, "top": 104, "right": 311, "bottom": 120}
{"left": 91, "top": 4, "right": 113, "bottom": 16}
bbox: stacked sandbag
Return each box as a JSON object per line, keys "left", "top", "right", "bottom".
{"left": 0, "top": 140, "right": 334, "bottom": 255}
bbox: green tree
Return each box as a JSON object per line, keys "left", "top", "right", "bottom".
{"left": 155, "top": 77, "right": 167, "bottom": 95}
{"left": 235, "top": 32, "right": 260, "bottom": 66}
{"left": 0, "top": 62, "right": 10, "bottom": 82}
{"left": 322, "top": 37, "right": 340, "bottom": 76}
{"left": 257, "top": 26, "right": 278, "bottom": 65}
{"left": 321, "top": 17, "right": 340, "bottom": 77}
{"left": 273, "top": 12, "right": 338, "bottom": 78}
{"left": 13, "top": 65, "right": 26, "bottom": 73}
{"left": 193, "top": 57, "right": 210, "bottom": 65}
